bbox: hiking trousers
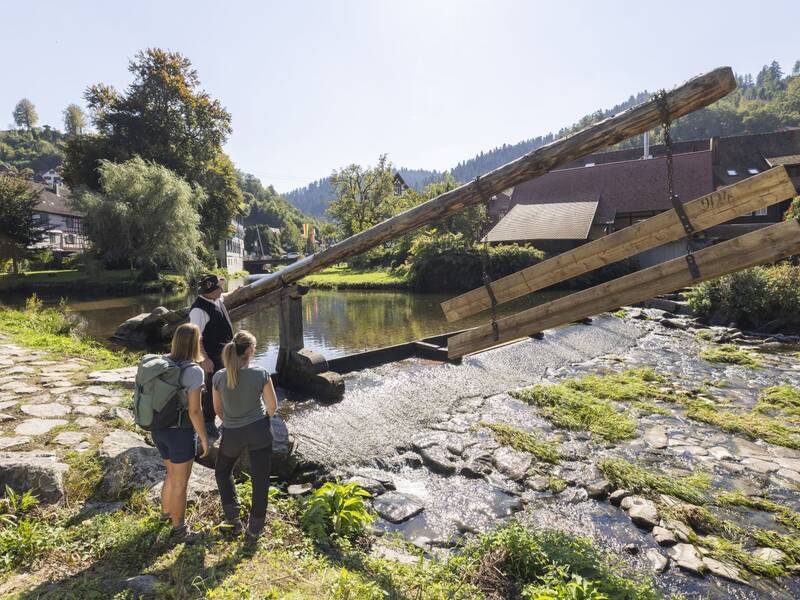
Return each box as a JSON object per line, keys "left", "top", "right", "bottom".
{"left": 215, "top": 417, "right": 273, "bottom": 519}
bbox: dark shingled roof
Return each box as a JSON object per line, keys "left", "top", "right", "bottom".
{"left": 510, "top": 151, "right": 713, "bottom": 213}
{"left": 31, "top": 184, "right": 82, "bottom": 217}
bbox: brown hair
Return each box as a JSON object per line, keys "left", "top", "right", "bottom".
{"left": 222, "top": 330, "right": 256, "bottom": 389}
{"left": 170, "top": 323, "right": 203, "bottom": 363}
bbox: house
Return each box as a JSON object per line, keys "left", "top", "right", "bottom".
{"left": 39, "top": 168, "right": 63, "bottom": 187}
{"left": 486, "top": 130, "right": 800, "bottom": 267}
{"left": 30, "top": 183, "right": 88, "bottom": 255}
{"left": 216, "top": 214, "right": 246, "bottom": 272}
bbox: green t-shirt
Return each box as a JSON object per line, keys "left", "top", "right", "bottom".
{"left": 212, "top": 366, "right": 269, "bottom": 429}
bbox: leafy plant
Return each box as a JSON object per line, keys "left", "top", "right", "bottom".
{"left": 299, "top": 482, "right": 373, "bottom": 543}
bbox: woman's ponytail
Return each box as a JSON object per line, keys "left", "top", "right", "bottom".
{"left": 222, "top": 330, "right": 257, "bottom": 389}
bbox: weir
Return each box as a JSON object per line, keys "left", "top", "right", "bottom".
{"left": 112, "top": 66, "right": 800, "bottom": 397}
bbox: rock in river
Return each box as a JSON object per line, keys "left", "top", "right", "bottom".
{"left": 621, "top": 496, "right": 659, "bottom": 530}
{"left": 667, "top": 543, "right": 706, "bottom": 575}
{"left": 493, "top": 446, "right": 532, "bottom": 481}
{"left": 373, "top": 491, "right": 424, "bottom": 523}
{"left": 645, "top": 548, "right": 669, "bottom": 573}
{"left": 419, "top": 446, "right": 458, "bottom": 475}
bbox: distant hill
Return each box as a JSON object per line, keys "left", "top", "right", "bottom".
{"left": 0, "top": 127, "right": 66, "bottom": 177}
{"left": 284, "top": 60, "right": 800, "bottom": 219}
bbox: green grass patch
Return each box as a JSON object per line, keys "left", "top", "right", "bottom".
{"left": 695, "top": 329, "right": 715, "bottom": 341}
{"left": 699, "top": 344, "right": 761, "bottom": 368}
{"left": 0, "top": 297, "right": 135, "bottom": 370}
{"left": 300, "top": 265, "right": 408, "bottom": 289}
{"left": 563, "top": 367, "right": 678, "bottom": 404}
{"left": 0, "top": 269, "right": 186, "bottom": 297}
{"left": 598, "top": 457, "right": 711, "bottom": 505}
{"left": 717, "top": 491, "right": 800, "bottom": 531}
{"left": 757, "top": 385, "right": 800, "bottom": 421}
{"left": 613, "top": 308, "right": 628, "bottom": 318}
{"left": 481, "top": 421, "right": 560, "bottom": 464}
{"left": 685, "top": 399, "right": 800, "bottom": 449}
{"left": 547, "top": 477, "right": 568, "bottom": 494}
{"left": 63, "top": 449, "right": 105, "bottom": 506}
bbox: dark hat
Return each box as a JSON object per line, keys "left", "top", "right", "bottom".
{"left": 196, "top": 274, "right": 224, "bottom": 295}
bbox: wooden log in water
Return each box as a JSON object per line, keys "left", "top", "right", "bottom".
{"left": 115, "top": 66, "right": 736, "bottom": 340}
{"left": 441, "top": 167, "right": 797, "bottom": 322}
{"left": 447, "top": 218, "right": 800, "bottom": 359}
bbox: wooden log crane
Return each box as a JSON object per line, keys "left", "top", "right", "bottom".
{"left": 114, "top": 67, "right": 739, "bottom": 397}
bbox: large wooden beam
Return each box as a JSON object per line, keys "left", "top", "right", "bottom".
{"left": 447, "top": 218, "right": 800, "bottom": 358}
{"left": 441, "top": 167, "right": 796, "bottom": 322}
{"left": 221, "top": 67, "right": 734, "bottom": 314}
{"left": 115, "top": 66, "right": 735, "bottom": 342}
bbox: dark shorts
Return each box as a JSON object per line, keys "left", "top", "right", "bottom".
{"left": 152, "top": 427, "right": 196, "bottom": 464}
{"left": 219, "top": 418, "right": 273, "bottom": 458}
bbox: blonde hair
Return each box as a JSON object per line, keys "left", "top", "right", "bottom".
{"left": 222, "top": 330, "right": 256, "bottom": 389}
{"left": 170, "top": 323, "right": 203, "bottom": 363}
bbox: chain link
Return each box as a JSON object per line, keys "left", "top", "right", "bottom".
{"left": 475, "top": 176, "right": 499, "bottom": 341}
{"left": 655, "top": 90, "right": 700, "bottom": 279}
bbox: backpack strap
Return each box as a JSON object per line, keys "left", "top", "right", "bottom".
{"left": 166, "top": 357, "right": 194, "bottom": 428}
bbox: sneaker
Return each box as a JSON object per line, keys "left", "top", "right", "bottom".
{"left": 221, "top": 503, "right": 243, "bottom": 536}
{"left": 170, "top": 524, "right": 203, "bottom": 545}
{"left": 159, "top": 512, "right": 171, "bottom": 522}
{"left": 245, "top": 516, "right": 266, "bottom": 541}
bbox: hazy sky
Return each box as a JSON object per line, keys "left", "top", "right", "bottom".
{"left": 2, "top": 0, "right": 799, "bottom": 191}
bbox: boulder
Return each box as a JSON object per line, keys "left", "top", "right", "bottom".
{"left": 558, "top": 487, "right": 588, "bottom": 504}
{"left": 493, "top": 446, "right": 532, "bottom": 481}
{"left": 608, "top": 489, "right": 632, "bottom": 506}
{"left": 460, "top": 447, "right": 494, "bottom": 478}
{"left": 586, "top": 479, "right": 612, "bottom": 499}
{"left": 643, "top": 426, "right": 668, "bottom": 449}
{"left": 99, "top": 430, "right": 163, "bottom": 497}
{"left": 752, "top": 547, "right": 787, "bottom": 565}
{"left": 0, "top": 451, "right": 69, "bottom": 504}
{"left": 621, "top": 496, "right": 659, "bottom": 530}
{"left": 373, "top": 491, "right": 424, "bottom": 523}
{"left": 652, "top": 525, "right": 677, "bottom": 546}
{"left": 104, "top": 407, "right": 135, "bottom": 423}
{"left": 645, "top": 548, "right": 669, "bottom": 573}
{"left": 344, "top": 476, "right": 386, "bottom": 495}
{"left": 122, "top": 575, "right": 159, "bottom": 597}
{"left": 419, "top": 446, "right": 458, "bottom": 476}
{"left": 667, "top": 543, "right": 706, "bottom": 575}
{"left": 702, "top": 557, "right": 747, "bottom": 585}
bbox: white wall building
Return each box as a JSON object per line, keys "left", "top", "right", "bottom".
{"left": 30, "top": 184, "right": 88, "bottom": 254}
{"left": 216, "top": 214, "right": 245, "bottom": 272}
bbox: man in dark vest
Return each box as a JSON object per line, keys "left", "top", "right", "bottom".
{"left": 189, "top": 274, "right": 233, "bottom": 439}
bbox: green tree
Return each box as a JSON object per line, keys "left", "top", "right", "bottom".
{"left": 62, "top": 104, "right": 87, "bottom": 136}
{"left": 72, "top": 157, "right": 202, "bottom": 277}
{"left": 12, "top": 99, "right": 38, "bottom": 132}
{"left": 244, "top": 224, "right": 282, "bottom": 256}
{"left": 280, "top": 220, "right": 303, "bottom": 252}
{"left": 62, "top": 48, "right": 240, "bottom": 244}
{"left": 0, "top": 175, "right": 46, "bottom": 273}
{"left": 328, "top": 154, "right": 397, "bottom": 237}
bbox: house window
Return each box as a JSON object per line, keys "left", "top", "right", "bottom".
{"left": 37, "top": 213, "right": 50, "bottom": 227}
{"left": 726, "top": 169, "right": 738, "bottom": 176}
{"left": 747, "top": 168, "right": 759, "bottom": 175}
{"left": 66, "top": 216, "right": 81, "bottom": 230}
{"left": 751, "top": 207, "right": 768, "bottom": 217}
{"left": 65, "top": 234, "right": 76, "bottom": 245}
{"left": 584, "top": 162, "right": 595, "bottom": 167}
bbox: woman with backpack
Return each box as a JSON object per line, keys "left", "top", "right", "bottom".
{"left": 149, "top": 323, "right": 210, "bottom": 543}
{"left": 212, "top": 330, "right": 277, "bottom": 540}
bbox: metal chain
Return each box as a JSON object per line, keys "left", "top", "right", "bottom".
{"left": 475, "top": 176, "right": 499, "bottom": 341}
{"left": 655, "top": 90, "right": 701, "bottom": 280}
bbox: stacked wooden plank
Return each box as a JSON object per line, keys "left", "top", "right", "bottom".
{"left": 441, "top": 167, "right": 797, "bottom": 322}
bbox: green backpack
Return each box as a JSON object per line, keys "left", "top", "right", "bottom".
{"left": 132, "top": 354, "right": 190, "bottom": 431}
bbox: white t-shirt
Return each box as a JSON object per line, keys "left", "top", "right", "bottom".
{"left": 189, "top": 296, "right": 233, "bottom": 334}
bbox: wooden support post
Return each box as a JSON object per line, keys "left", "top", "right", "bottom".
{"left": 275, "top": 285, "right": 345, "bottom": 399}
{"left": 441, "top": 167, "right": 797, "bottom": 322}
{"left": 447, "top": 219, "right": 800, "bottom": 358}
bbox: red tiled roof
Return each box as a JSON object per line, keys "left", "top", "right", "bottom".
{"left": 510, "top": 151, "right": 713, "bottom": 213}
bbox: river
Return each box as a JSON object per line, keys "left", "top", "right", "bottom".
{"left": 16, "top": 285, "right": 565, "bottom": 369}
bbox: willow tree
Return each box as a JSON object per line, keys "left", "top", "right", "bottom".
{"left": 73, "top": 158, "right": 202, "bottom": 278}
{"left": 0, "top": 175, "right": 45, "bottom": 274}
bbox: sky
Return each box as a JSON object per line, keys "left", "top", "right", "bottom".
{"left": 2, "top": 0, "right": 799, "bottom": 192}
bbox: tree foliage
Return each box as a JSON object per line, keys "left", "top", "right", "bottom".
{"left": 280, "top": 220, "right": 303, "bottom": 252}
{"left": 62, "top": 104, "right": 86, "bottom": 137}
{"left": 0, "top": 128, "right": 65, "bottom": 176}
{"left": 328, "top": 154, "right": 398, "bottom": 237}
{"left": 12, "top": 99, "right": 38, "bottom": 132}
{"left": 62, "top": 48, "right": 240, "bottom": 244}
{"left": 72, "top": 158, "right": 202, "bottom": 277}
{"left": 0, "top": 176, "right": 46, "bottom": 273}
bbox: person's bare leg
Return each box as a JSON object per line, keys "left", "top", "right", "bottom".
{"left": 168, "top": 460, "right": 194, "bottom": 528}
{"left": 161, "top": 460, "right": 173, "bottom": 520}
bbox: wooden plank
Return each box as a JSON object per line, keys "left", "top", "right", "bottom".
{"left": 447, "top": 219, "right": 800, "bottom": 358}
{"left": 115, "top": 66, "right": 736, "bottom": 341}
{"left": 442, "top": 167, "right": 796, "bottom": 322}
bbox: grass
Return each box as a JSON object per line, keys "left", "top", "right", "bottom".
{"left": 0, "top": 268, "right": 186, "bottom": 297}
{"left": 511, "top": 369, "right": 676, "bottom": 444}
{"left": 685, "top": 399, "right": 800, "bottom": 450}
{"left": 300, "top": 265, "right": 408, "bottom": 290}
{"left": 757, "top": 385, "right": 800, "bottom": 421}
{"left": 547, "top": 477, "right": 568, "bottom": 494}
{"left": 0, "top": 483, "right": 660, "bottom": 600}
{"left": 717, "top": 491, "right": 800, "bottom": 531}
{"left": 62, "top": 449, "right": 105, "bottom": 506}
{"left": 699, "top": 344, "right": 761, "bottom": 368}
{"left": 598, "top": 457, "right": 712, "bottom": 505}
{"left": 0, "top": 297, "right": 135, "bottom": 370}
{"left": 481, "top": 421, "right": 560, "bottom": 464}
